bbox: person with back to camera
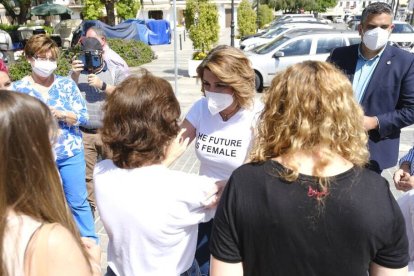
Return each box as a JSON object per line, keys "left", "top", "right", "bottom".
{"left": 327, "top": 2, "right": 414, "bottom": 174}
{"left": 210, "top": 61, "right": 409, "bottom": 276}
{"left": 10, "top": 34, "right": 98, "bottom": 243}
{"left": 93, "top": 70, "right": 225, "bottom": 276}
{"left": 0, "top": 91, "right": 101, "bottom": 276}
{"left": 180, "top": 45, "right": 262, "bottom": 275}
{"left": 70, "top": 37, "right": 127, "bottom": 214}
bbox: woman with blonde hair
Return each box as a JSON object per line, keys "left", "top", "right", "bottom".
{"left": 210, "top": 61, "right": 409, "bottom": 276}
{"left": 181, "top": 45, "right": 262, "bottom": 274}
{"left": 0, "top": 91, "right": 101, "bottom": 276}
{"left": 11, "top": 34, "right": 97, "bottom": 241}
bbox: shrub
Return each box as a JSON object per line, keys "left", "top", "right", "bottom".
{"left": 8, "top": 38, "right": 154, "bottom": 81}
{"left": 238, "top": 0, "right": 257, "bottom": 37}
{"left": 107, "top": 38, "right": 154, "bottom": 67}
{"left": 185, "top": 0, "right": 219, "bottom": 56}
{"left": 258, "top": 5, "right": 274, "bottom": 28}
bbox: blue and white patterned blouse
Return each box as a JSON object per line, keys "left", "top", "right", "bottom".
{"left": 11, "top": 75, "right": 88, "bottom": 160}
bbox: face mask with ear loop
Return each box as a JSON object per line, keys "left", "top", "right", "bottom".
{"left": 362, "top": 27, "right": 390, "bottom": 51}
{"left": 205, "top": 91, "right": 234, "bottom": 115}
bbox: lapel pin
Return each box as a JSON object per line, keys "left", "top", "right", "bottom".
{"left": 386, "top": 61, "right": 391, "bottom": 65}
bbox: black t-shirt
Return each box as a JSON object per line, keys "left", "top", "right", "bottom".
{"left": 210, "top": 160, "right": 409, "bottom": 276}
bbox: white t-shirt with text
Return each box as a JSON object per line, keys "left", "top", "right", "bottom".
{"left": 186, "top": 97, "right": 261, "bottom": 180}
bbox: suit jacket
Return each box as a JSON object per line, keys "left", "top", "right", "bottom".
{"left": 328, "top": 44, "right": 414, "bottom": 170}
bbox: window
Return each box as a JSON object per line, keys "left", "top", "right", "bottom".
{"left": 280, "top": 38, "right": 312, "bottom": 56}
{"left": 316, "top": 37, "right": 345, "bottom": 54}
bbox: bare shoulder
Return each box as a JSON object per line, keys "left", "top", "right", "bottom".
{"left": 26, "top": 223, "right": 91, "bottom": 276}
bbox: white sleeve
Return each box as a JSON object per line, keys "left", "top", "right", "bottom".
{"left": 169, "top": 173, "right": 218, "bottom": 227}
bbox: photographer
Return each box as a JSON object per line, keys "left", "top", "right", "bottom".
{"left": 71, "top": 37, "right": 127, "bottom": 214}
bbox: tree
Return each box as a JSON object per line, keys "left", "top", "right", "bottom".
{"left": 83, "top": 0, "right": 104, "bottom": 20}
{"left": 0, "top": 0, "right": 31, "bottom": 24}
{"left": 102, "top": 0, "right": 116, "bottom": 25}
{"left": 185, "top": 0, "right": 219, "bottom": 54}
{"left": 258, "top": 4, "right": 273, "bottom": 28}
{"left": 237, "top": 0, "right": 256, "bottom": 37}
{"left": 116, "top": 0, "right": 140, "bottom": 20}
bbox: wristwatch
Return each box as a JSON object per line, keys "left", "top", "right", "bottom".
{"left": 101, "top": 81, "right": 107, "bottom": 91}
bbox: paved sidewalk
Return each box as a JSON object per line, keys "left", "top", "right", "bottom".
{"left": 95, "top": 27, "right": 414, "bottom": 272}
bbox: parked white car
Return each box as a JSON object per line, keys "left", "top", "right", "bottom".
{"left": 240, "top": 23, "right": 333, "bottom": 51}
{"left": 247, "top": 30, "right": 361, "bottom": 91}
{"left": 389, "top": 21, "right": 414, "bottom": 52}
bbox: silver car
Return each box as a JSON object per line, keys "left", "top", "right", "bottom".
{"left": 247, "top": 30, "right": 361, "bottom": 91}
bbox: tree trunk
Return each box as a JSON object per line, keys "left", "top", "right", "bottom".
{"left": 104, "top": 0, "right": 116, "bottom": 25}
{"left": 18, "top": 0, "right": 31, "bottom": 24}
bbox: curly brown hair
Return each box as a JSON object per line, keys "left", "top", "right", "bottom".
{"left": 101, "top": 70, "right": 181, "bottom": 169}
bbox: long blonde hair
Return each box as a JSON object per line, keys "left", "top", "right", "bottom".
{"left": 197, "top": 45, "right": 255, "bottom": 109}
{"left": 251, "top": 61, "right": 369, "bottom": 183}
{"left": 0, "top": 91, "right": 90, "bottom": 275}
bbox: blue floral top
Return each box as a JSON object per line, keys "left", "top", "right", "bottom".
{"left": 11, "top": 75, "right": 88, "bottom": 160}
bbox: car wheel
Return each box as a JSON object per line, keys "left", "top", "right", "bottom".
{"left": 255, "top": 71, "right": 263, "bottom": 93}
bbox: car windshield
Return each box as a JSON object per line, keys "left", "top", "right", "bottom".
{"left": 262, "top": 28, "right": 288, "bottom": 38}
{"left": 253, "top": 36, "right": 291, "bottom": 54}
{"left": 392, "top": 23, "right": 414, "bottom": 33}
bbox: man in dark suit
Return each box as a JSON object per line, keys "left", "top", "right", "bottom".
{"left": 328, "top": 2, "right": 414, "bottom": 173}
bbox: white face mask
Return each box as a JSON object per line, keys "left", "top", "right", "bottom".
{"left": 31, "top": 59, "right": 57, "bottom": 78}
{"left": 362, "top": 27, "right": 390, "bottom": 51}
{"left": 205, "top": 91, "right": 234, "bottom": 115}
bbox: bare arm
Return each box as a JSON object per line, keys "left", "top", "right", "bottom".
{"left": 181, "top": 119, "right": 197, "bottom": 144}
{"left": 210, "top": 256, "right": 243, "bottom": 276}
{"left": 369, "top": 262, "right": 408, "bottom": 276}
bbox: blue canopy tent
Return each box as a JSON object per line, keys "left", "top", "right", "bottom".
{"left": 78, "top": 19, "right": 171, "bottom": 45}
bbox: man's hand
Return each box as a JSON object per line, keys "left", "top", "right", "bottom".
{"left": 394, "top": 168, "right": 414, "bottom": 192}
{"left": 363, "top": 116, "right": 379, "bottom": 131}
{"left": 70, "top": 57, "right": 84, "bottom": 83}
{"left": 87, "top": 74, "right": 104, "bottom": 90}
{"left": 71, "top": 58, "right": 84, "bottom": 75}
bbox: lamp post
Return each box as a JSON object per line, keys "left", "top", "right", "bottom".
{"left": 230, "top": 0, "right": 235, "bottom": 46}
{"left": 256, "top": 0, "right": 260, "bottom": 32}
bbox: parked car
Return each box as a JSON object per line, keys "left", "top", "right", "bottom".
{"left": 247, "top": 30, "right": 361, "bottom": 91}
{"left": 240, "top": 23, "right": 333, "bottom": 51}
{"left": 347, "top": 19, "right": 360, "bottom": 30}
{"left": 389, "top": 21, "right": 414, "bottom": 52}
{"left": 333, "top": 16, "right": 344, "bottom": 23}
{"left": 240, "top": 20, "right": 327, "bottom": 41}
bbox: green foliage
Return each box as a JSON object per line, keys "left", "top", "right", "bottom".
{"left": 258, "top": 4, "right": 274, "bottom": 28}
{"left": 185, "top": 0, "right": 219, "bottom": 55}
{"left": 237, "top": 0, "right": 257, "bottom": 37}
{"left": 263, "top": 0, "right": 334, "bottom": 13}
{"left": 107, "top": 38, "right": 154, "bottom": 67}
{"left": 83, "top": 0, "right": 104, "bottom": 20}
{"left": 8, "top": 39, "right": 154, "bottom": 81}
{"left": 0, "top": 24, "right": 19, "bottom": 33}
{"left": 192, "top": 51, "right": 207, "bottom": 60}
{"left": 116, "top": 0, "right": 140, "bottom": 20}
